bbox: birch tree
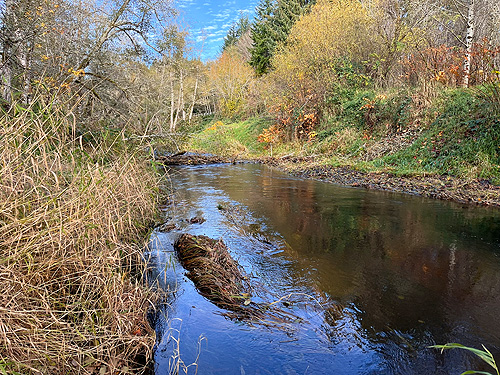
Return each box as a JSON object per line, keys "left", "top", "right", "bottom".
{"left": 0, "top": 0, "right": 49, "bottom": 103}
{"left": 432, "top": 0, "right": 499, "bottom": 86}
{"left": 462, "top": 0, "right": 475, "bottom": 87}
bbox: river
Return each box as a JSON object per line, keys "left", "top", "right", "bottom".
{"left": 146, "top": 163, "right": 500, "bottom": 375}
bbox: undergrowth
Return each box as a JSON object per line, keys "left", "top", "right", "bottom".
{"left": 0, "top": 99, "right": 161, "bottom": 374}
{"left": 188, "top": 117, "right": 272, "bottom": 156}
{"left": 372, "top": 88, "right": 500, "bottom": 183}
{"left": 186, "top": 86, "right": 500, "bottom": 184}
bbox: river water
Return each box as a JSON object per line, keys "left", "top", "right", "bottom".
{"left": 147, "top": 163, "right": 500, "bottom": 375}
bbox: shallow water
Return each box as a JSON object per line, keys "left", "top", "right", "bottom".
{"left": 147, "top": 163, "right": 500, "bottom": 375}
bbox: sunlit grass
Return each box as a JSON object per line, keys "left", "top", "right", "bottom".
{"left": 431, "top": 343, "right": 499, "bottom": 375}
{"left": 0, "top": 99, "right": 161, "bottom": 373}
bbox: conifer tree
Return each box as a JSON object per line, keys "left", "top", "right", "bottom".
{"left": 249, "top": 0, "right": 312, "bottom": 75}
{"left": 222, "top": 15, "right": 251, "bottom": 52}
{"left": 249, "top": 0, "right": 275, "bottom": 75}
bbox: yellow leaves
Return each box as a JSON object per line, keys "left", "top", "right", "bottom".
{"left": 307, "top": 131, "right": 317, "bottom": 142}
{"left": 67, "top": 68, "right": 85, "bottom": 77}
{"left": 208, "top": 48, "right": 255, "bottom": 117}
{"left": 434, "top": 70, "right": 445, "bottom": 82}
{"left": 207, "top": 121, "right": 224, "bottom": 131}
{"left": 272, "top": 0, "right": 378, "bottom": 84}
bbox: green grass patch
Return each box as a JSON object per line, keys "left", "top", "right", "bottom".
{"left": 371, "top": 89, "right": 500, "bottom": 183}
{"left": 188, "top": 117, "right": 273, "bottom": 156}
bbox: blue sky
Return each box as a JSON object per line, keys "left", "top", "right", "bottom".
{"left": 174, "top": 0, "right": 259, "bottom": 61}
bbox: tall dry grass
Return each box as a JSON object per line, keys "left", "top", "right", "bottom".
{"left": 0, "top": 101, "right": 160, "bottom": 374}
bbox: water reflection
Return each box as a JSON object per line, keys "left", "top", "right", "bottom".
{"left": 150, "top": 163, "right": 500, "bottom": 374}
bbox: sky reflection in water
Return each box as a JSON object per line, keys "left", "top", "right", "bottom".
{"left": 148, "top": 163, "right": 500, "bottom": 375}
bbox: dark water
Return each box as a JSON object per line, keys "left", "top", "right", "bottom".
{"left": 147, "top": 163, "right": 500, "bottom": 375}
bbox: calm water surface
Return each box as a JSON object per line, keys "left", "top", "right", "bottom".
{"left": 147, "top": 163, "right": 500, "bottom": 375}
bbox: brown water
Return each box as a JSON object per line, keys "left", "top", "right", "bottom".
{"left": 147, "top": 163, "right": 500, "bottom": 375}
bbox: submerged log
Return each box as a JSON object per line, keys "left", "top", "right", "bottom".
{"left": 174, "top": 234, "right": 308, "bottom": 327}
{"left": 174, "top": 234, "right": 250, "bottom": 310}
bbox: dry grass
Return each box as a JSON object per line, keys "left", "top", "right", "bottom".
{"left": 0, "top": 102, "right": 160, "bottom": 374}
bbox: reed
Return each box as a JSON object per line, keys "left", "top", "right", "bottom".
{"left": 0, "top": 100, "right": 160, "bottom": 374}
{"left": 431, "top": 343, "right": 499, "bottom": 375}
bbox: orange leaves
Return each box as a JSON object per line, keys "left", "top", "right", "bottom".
{"left": 359, "top": 99, "right": 375, "bottom": 111}
{"left": 402, "top": 40, "right": 500, "bottom": 87}
{"left": 207, "top": 121, "right": 224, "bottom": 131}
{"left": 258, "top": 125, "right": 281, "bottom": 146}
{"left": 359, "top": 95, "right": 386, "bottom": 111}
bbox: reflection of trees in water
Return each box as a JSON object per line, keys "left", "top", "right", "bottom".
{"left": 172, "top": 165, "right": 500, "bottom": 372}
{"left": 231, "top": 167, "right": 500, "bottom": 354}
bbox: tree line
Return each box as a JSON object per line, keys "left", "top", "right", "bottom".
{"left": 2, "top": 0, "right": 499, "bottom": 138}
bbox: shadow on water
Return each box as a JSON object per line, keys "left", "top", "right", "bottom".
{"left": 146, "top": 163, "right": 500, "bottom": 375}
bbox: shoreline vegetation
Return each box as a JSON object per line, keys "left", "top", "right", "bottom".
{"left": 159, "top": 151, "right": 500, "bottom": 208}
{"left": 168, "top": 85, "right": 500, "bottom": 209}
{"left": 0, "top": 102, "right": 162, "bottom": 374}
{"left": 1, "top": 0, "right": 500, "bottom": 372}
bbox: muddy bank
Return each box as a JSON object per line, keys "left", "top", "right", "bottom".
{"left": 259, "top": 156, "right": 500, "bottom": 208}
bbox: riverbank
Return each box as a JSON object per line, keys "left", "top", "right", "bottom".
{"left": 180, "top": 86, "right": 500, "bottom": 208}
{"left": 158, "top": 152, "right": 500, "bottom": 208}
{"left": 0, "top": 104, "right": 161, "bottom": 374}
{"left": 259, "top": 156, "right": 500, "bottom": 208}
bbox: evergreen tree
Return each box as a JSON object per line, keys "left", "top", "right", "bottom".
{"left": 222, "top": 15, "right": 251, "bottom": 52}
{"left": 249, "top": 0, "right": 276, "bottom": 75}
{"left": 250, "top": 0, "right": 313, "bottom": 75}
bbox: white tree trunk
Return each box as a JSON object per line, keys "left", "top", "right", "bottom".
{"left": 173, "top": 68, "right": 183, "bottom": 130}
{"left": 188, "top": 75, "right": 199, "bottom": 122}
{"left": 169, "top": 68, "right": 175, "bottom": 131}
{"left": 1, "top": 0, "right": 18, "bottom": 103}
{"left": 463, "top": 0, "right": 475, "bottom": 88}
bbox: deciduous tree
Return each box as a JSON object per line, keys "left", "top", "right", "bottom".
{"left": 208, "top": 47, "right": 254, "bottom": 117}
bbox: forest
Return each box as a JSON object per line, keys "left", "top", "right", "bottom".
{"left": 1, "top": 0, "right": 499, "bottom": 373}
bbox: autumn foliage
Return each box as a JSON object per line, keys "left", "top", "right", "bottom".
{"left": 402, "top": 40, "right": 500, "bottom": 87}
{"left": 208, "top": 48, "right": 255, "bottom": 118}
{"left": 266, "top": 0, "right": 378, "bottom": 139}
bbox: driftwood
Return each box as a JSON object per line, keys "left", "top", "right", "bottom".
{"left": 157, "top": 152, "right": 231, "bottom": 165}
{"left": 174, "top": 234, "right": 250, "bottom": 310}
{"left": 174, "top": 234, "right": 305, "bottom": 327}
